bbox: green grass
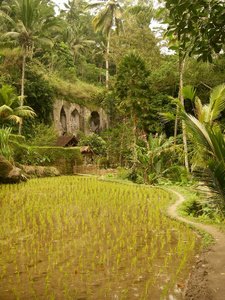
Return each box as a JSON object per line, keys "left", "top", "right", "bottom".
{"left": 165, "top": 185, "right": 225, "bottom": 247}
{"left": 44, "top": 74, "right": 103, "bottom": 108}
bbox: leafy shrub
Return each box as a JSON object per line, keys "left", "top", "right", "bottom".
{"left": 9, "top": 134, "right": 26, "bottom": 144}
{"left": 116, "top": 167, "right": 131, "bottom": 180}
{"left": 27, "top": 123, "right": 58, "bottom": 146}
{"left": 164, "top": 165, "right": 190, "bottom": 183}
{"left": 78, "top": 133, "right": 106, "bottom": 156}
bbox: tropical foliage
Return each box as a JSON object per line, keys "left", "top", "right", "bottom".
{"left": 0, "top": 0, "right": 59, "bottom": 133}
{"left": 165, "top": 0, "right": 225, "bottom": 62}
{"left": 0, "top": 84, "right": 36, "bottom": 125}
{"left": 163, "top": 84, "right": 225, "bottom": 214}
{"left": 86, "top": 0, "right": 123, "bottom": 88}
{"left": 0, "top": 0, "right": 224, "bottom": 211}
{"left": 78, "top": 132, "right": 107, "bottom": 156}
{"left": 0, "top": 126, "right": 13, "bottom": 160}
{"left": 137, "top": 133, "right": 184, "bottom": 183}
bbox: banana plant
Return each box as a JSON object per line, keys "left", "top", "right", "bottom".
{"left": 137, "top": 133, "right": 183, "bottom": 183}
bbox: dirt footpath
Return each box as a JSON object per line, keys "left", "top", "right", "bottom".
{"left": 167, "top": 189, "right": 225, "bottom": 300}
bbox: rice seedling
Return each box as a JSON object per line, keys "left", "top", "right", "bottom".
{"left": 0, "top": 176, "right": 201, "bottom": 299}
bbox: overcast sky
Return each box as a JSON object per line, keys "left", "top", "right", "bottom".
{"left": 52, "top": 0, "right": 164, "bottom": 10}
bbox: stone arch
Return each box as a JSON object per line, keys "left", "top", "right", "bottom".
{"left": 60, "top": 106, "right": 67, "bottom": 135}
{"left": 89, "top": 111, "right": 100, "bottom": 134}
{"left": 70, "top": 109, "right": 80, "bottom": 133}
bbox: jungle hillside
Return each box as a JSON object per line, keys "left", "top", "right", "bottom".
{"left": 0, "top": 0, "right": 225, "bottom": 299}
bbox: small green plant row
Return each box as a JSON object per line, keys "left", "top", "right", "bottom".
{"left": 0, "top": 176, "right": 201, "bottom": 299}
{"left": 9, "top": 141, "right": 82, "bottom": 174}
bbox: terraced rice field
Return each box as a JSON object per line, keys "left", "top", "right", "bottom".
{"left": 0, "top": 176, "right": 201, "bottom": 299}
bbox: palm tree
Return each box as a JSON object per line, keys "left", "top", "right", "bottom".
{"left": 0, "top": 84, "right": 36, "bottom": 125}
{"left": 86, "top": 0, "right": 123, "bottom": 88}
{"left": 63, "top": 25, "right": 95, "bottom": 64}
{"left": 92, "top": 40, "right": 107, "bottom": 83}
{"left": 176, "top": 84, "right": 225, "bottom": 214}
{"left": 63, "top": 0, "right": 85, "bottom": 27}
{"left": 0, "top": 0, "right": 59, "bottom": 134}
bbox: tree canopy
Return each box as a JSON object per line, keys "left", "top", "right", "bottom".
{"left": 165, "top": 0, "right": 225, "bottom": 62}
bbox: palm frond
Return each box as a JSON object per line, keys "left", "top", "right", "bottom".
{"left": 180, "top": 112, "right": 215, "bottom": 156}
{"left": 14, "top": 106, "right": 36, "bottom": 118}
{"left": 182, "top": 85, "right": 196, "bottom": 101}
{"left": 159, "top": 112, "right": 176, "bottom": 123}
{"left": 3, "top": 31, "right": 20, "bottom": 39}
{"left": 194, "top": 96, "right": 204, "bottom": 122}
{"left": 0, "top": 10, "right": 15, "bottom": 26}
{"left": 114, "top": 7, "right": 122, "bottom": 19}
{"left": 208, "top": 84, "right": 225, "bottom": 123}
{"left": 6, "top": 115, "right": 21, "bottom": 123}
{"left": 85, "top": 2, "right": 105, "bottom": 10}
{"left": 93, "top": 7, "right": 110, "bottom": 33}
{"left": 0, "top": 105, "right": 13, "bottom": 114}
{"left": 35, "top": 36, "right": 53, "bottom": 48}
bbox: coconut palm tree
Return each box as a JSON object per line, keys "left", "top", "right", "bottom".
{"left": 0, "top": 84, "right": 36, "bottom": 125}
{"left": 0, "top": 0, "right": 60, "bottom": 134}
{"left": 63, "top": 25, "right": 95, "bottom": 64}
{"left": 92, "top": 40, "right": 107, "bottom": 83}
{"left": 86, "top": 0, "right": 123, "bottom": 88}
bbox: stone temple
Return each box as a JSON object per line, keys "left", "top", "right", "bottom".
{"left": 53, "top": 99, "right": 109, "bottom": 137}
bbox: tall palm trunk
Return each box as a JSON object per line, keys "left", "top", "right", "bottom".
{"left": 179, "top": 55, "right": 189, "bottom": 171}
{"left": 106, "top": 33, "right": 110, "bottom": 89}
{"left": 18, "top": 47, "right": 27, "bottom": 135}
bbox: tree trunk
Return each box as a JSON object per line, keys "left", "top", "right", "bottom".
{"left": 174, "top": 106, "right": 178, "bottom": 145}
{"left": 132, "top": 103, "right": 138, "bottom": 167}
{"left": 119, "top": 118, "right": 126, "bottom": 166}
{"left": 18, "top": 47, "right": 27, "bottom": 135}
{"left": 30, "top": 41, "right": 34, "bottom": 60}
{"left": 106, "top": 34, "right": 110, "bottom": 89}
{"left": 179, "top": 55, "right": 189, "bottom": 171}
{"left": 142, "top": 130, "right": 150, "bottom": 151}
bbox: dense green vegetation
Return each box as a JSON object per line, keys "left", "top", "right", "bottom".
{"left": 0, "top": 0, "right": 225, "bottom": 215}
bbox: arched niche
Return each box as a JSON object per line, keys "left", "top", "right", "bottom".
{"left": 60, "top": 106, "right": 67, "bottom": 135}
{"left": 89, "top": 111, "right": 100, "bottom": 134}
{"left": 70, "top": 109, "right": 80, "bottom": 133}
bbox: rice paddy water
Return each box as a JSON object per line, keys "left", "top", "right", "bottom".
{"left": 0, "top": 176, "right": 201, "bottom": 299}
